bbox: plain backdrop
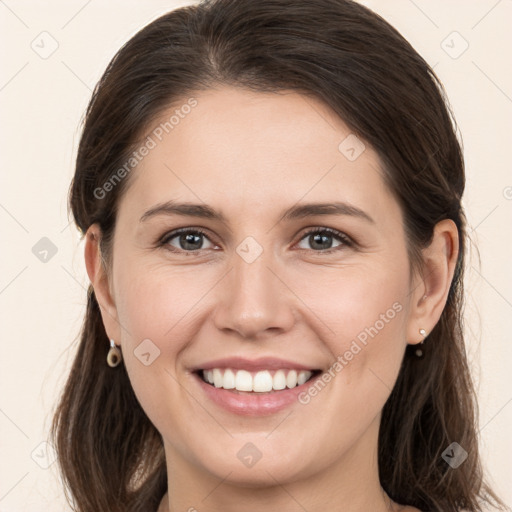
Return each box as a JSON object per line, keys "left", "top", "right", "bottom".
{"left": 0, "top": 1, "right": 511, "bottom": 510}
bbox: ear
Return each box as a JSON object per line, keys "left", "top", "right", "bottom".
{"left": 406, "top": 219, "right": 459, "bottom": 346}
{"left": 84, "top": 224, "right": 122, "bottom": 343}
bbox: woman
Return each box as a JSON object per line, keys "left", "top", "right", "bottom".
{"left": 50, "top": 0, "right": 507, "bottom": 511}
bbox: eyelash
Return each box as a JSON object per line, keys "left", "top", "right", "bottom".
{"left": 157, "top": 226, "right": 354, "bottom": 255}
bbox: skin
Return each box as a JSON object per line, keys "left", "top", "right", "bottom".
{"left": 85, "top": 86, "right": 458, "bottom": 512}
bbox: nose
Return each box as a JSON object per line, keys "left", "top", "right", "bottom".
{"left": 212, "top": 246, "right": 296, "bottom": 340}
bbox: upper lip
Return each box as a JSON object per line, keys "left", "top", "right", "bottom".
{"left": 191, "top": 357, "right": 320, "bottom": 372}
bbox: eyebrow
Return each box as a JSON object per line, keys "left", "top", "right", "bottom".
{"left": 139, "top": 200, "right": 375, "bottom": 225}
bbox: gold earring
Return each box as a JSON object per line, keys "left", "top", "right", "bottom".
{"left": 107, "top": 339, "right": 122, "bottom": 367}
{"left": 415, "top": 328, "right": 427, "bottom": 358}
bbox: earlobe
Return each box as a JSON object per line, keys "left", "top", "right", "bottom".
{"left": 407, "top": 219, "right": 459, "bottom": 346}
{"left": 84, "top": 224, "right": 121, "bottom": 341}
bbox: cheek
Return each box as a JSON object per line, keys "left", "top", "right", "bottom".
{"left": 114, "top": 260, "right": 209, "bottom": 347}
{"left": 286, "top": 273, "right": 409, "bottom": 474}
{"left": 111, "top": 263, "right": 200, "bottom": 427}
{"left": 295, "top": 261, "right": 409, "bottom": 415}
{"left": 295, "top": 260, "right": 409, "bottom": 351}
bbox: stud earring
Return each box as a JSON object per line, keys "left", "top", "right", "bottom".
{"left": 107, "top": 339, "right": 122, "bottom": 367}
{"left": 415, "top": 328, "right": 427, "bottom": 358}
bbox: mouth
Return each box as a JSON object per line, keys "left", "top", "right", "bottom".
{"left": 190, "top": 356, "right": 325, "bottom": 415}
{"left": 195, "top": 368, "right": 322, "bottom": 394}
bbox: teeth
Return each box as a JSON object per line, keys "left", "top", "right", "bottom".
{"left": 286, "top": 369, "right": 297, "bottom": 389}
{"left": 297, "top": 371, "right": 309, "bottom": 386}
{"left": 201, "top": 368, "right": 314, "bottom": 392}
{"left": 235, "top": 370, "right": 253, "bottom": 391}
{"left": 223, "top": 369, "right": 235, "bottom": 389}
{"left": 253, "top": 370, "right": 273, "bottom": 392}
{"left": 273, "top": 369, "right": 287, "bottom": 390}
{"left": 213, "top": 368, "right": 223, "bottom": 388}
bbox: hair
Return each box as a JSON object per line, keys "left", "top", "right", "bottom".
{"left": 50, "top": 0, "right": 507, "bottom": 511}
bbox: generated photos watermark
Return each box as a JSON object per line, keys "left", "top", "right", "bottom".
{"left": 298, "top": 301, "right": 403, "bottom": 404}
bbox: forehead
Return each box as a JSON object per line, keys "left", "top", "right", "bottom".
{"left": 118, "top": 86, "right": 400, "bottom": 226}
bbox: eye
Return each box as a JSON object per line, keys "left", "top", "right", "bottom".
{"left": 296, "top": 227, "right": 353, "bottom": 253}
{"left": 159, "top": 228, "right": 217, "bottom": 253}
{"left": 157, "top": 226, "right": 354, "bottom": 255}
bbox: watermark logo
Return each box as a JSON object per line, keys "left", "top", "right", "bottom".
{"left": 134, "top": 338, "right": 161, "bottom": 366}
{"left": 31, "top": 441, "right": 57, "bottom": 469}
{"left": 31, "top": 31, "right": 59, "bottom": 59}
{"left": 236, "top": 236, "right": 264, "bottom": 264}
{"left": 441, "top": 31, "right": 469, "bottom": 59}
{"left": 442, "top": 442, "right": 468, "bottom": 469}
{"left": 338, "top": 134, "right": 366, "bottom": 161}
{"left": 237, "top": 442, "right": 263, "bottom": 468}
{"left": 32, "top": 237, "right": 58, "bottom": 263}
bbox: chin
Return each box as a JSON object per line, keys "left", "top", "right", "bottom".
{"left": 193, "top": 446, "right": 318, "bottom": 488}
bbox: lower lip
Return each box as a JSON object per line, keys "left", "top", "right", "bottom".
{"left": 193, "top": 372, "right": 321, "bottom": 416}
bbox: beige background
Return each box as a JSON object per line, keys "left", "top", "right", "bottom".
{"left": 0, "top": 1, "right": 511, "bottom": 510}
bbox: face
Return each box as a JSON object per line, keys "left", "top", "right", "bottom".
{"left": 96, "top": 86, "right": 423, "bottom": 487}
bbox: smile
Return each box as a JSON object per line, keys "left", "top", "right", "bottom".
{"left": 190, "top": 356, "right": 324, "bottom": 415}
{"left": 199, "top": 368, "right": 321, "bottom": 393}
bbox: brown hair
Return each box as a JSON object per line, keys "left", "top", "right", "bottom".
{"left": 50, "top": 0, "right": 507, "bottom": 511}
